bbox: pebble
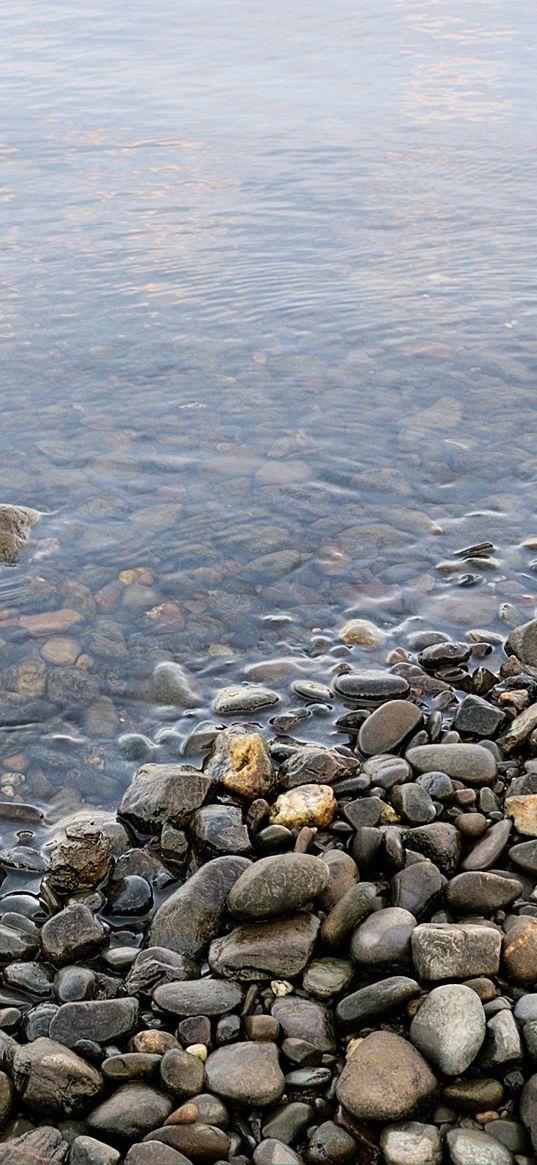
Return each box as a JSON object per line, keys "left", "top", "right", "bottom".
{"left": 212, "top": 684, "right": 280, "bottom": 714}
{"left": 351, "top": 907, "right": 417, "bottom": 968}
{"left": 70, "top": 1136, "right": 121, "bottom": 1165}
{"left": 336, "top": 1031, "right": 437, "bottom": 1121}
{"left": 502, "top": 917, "right": 537, "bottom": 985}
{"left": 412, "top": 923, "right": 502, "bottom": 980}
{"left": 151, "top": 662, "right": 202, "bottom": 708}
{"left": 11, "top": 1037, "right": 103, "bottom": 1117}
{"left": 118, "top": 763, "right": 212, "bottom": 834}
{"left": 271, "top": 996, "right": 335, "bottom": 1052}
{"left": 227, "top": 853, "right": 329, "bottom": 920}
{"left": 333, "top": 671, "right": 410, "bottom": 701}
{"left": 505, "top": 794, "right": 537, "bottom": 836}
{"left": 153, "top": 979, "right": 243, "bottom": 1017}
{"left": 336, "top": 975, "right": 420, "bottom": 1030}
{"left": 461, "top": 819, "right": 512, "bottom": 870}
{"left": 410, "top": 984, "right": 486, "bottom": 1074}
{"left": 49, "top": 999, "right": 139, "bottom": 1047}
{"left": 380, "top": 1122, "right": 442, "bottom": 1165}
{"left": 159, "top": 1048, "right": 205, "bottom": 1098}
{"left": 445, "top": 872, "right": 522, "bottom": 914}
{"left": 406, "top": 743, "right": 497, "bottom": 785}
{"left": 391, "top": 862, "right": 446, "bottom": 918}
{"left": 446, "top": 1128, "right": 513, "bottom": 1165}
{"left": 358, "top": 700, "right": 423, "bottom": 756}
{"left": 204, "top": 1041, "right": 284, "bottom": 1107}
{"left": 87, "top": 1084, "right": 173, "bottom": 1142}
{"left": 209, "top": 912, "right": 320, "bottom": 980}
{"left": 269, "top": 784, "right": 336, "bottom": 829}
{"left": 148, "top": 855, "right": 250, "bottom": 957}
{"left": 204, "top": 727, "right": 275, "bottom": 799}
{"left": 40, "top": 905, "right": 107, "bottom": 966}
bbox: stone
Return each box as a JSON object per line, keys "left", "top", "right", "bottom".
{"left": 410, "top": 984, "right": 486, "bottom": 1074}
{"left": 412, "top": 923, "right": 502, "bottom": 980}
{"left": 70, "top": 1137, "right": 121, "bottom": 1165}
{"left": 497, "top": 704, "right": 537, "bottom": 754}
{"left": 125, "top": 1148, "right": 192, "bottom": 1165}
{"left": 148, "top": 855, "right": 250, "bottom": 957}
{"left": 40, "top": 905, "right": 107, "bottom": 966}
{"left": 253, "top": 1141, "right": 303, "bottom": 1165}
{"left": 0, "top": 1067, "right": 13, "bottom": 1125}
{"left": 336, "top": 975, "right": 420, "bottom": 1031}
{"left": 153, "top": 979, "right": 242, "bottom": 1017}
{"left": 419, "top": 641, "right": 471, "bottom": 669}
{"left": 340, "top": 618, "right": 386, "bottom": 646}
{"left": 358, "top": 701, "right": 423, "bottom": 756}
{"left": 102, "top": 1053, "right": 162, "bottom": 1081}
{"left": 521, "top": 1073, "right": 537, "bottom": 1151}
{"left": 126, "top": 948, "right": 199, "bottom": 996}
{"left": 510, "top": 839, "right": 537, "bottom": 875}
{"left": 391, "top": 784, "right": 436, "bottom": 825}
{"left": 461, "top": 820, "right": 512, "bottom": 870}
{"left": 269, "top": 785, "right": 336, "bottom": 829}
{"left": 333, "top": 671, "right": 410, "bottom": 701}
{"left": 406, "top": 744, "right": 497, "bottom": 786}
{"left": 204, "top": 727, "right": 274, "bottom": 800}
{"left": 446, "top": 1128, "right": 513, "bottom": 1165}
{"left": 0, "top": 1126, "right": 69, "bottom": 1165}
{"left": 190, "top": 805, "right": 250, "bottom": 856}
{"left": 351, "top": 907, "right": 416, "bottom": 968}
{"left": 204, "top": 1041, "right": 284, "bottom": 1106}
{"left": 505, "top": 795, "right": 537, "bottom": 836}
{"left": 262, "top": 1101, "right": 312, "bottom": 1144}
{"left": 47, "top": 824, "right": 113, "bottom": 895}
{"left": 49, "top": 998, "right": 139, "bottom": 1046}
{"left": 320, "top": 882, "right": 377, "bottom": 949}
{"left": 143, "top": 1123, "right": 230, "bottom": 1161}
{"left": 506, "top": 619, "right": 537, "bottom": 668}
{"left": 212, "top": 685, "right": 279, "bottom": 714}
{"left": 271, "top": 997, "right": 335, "bottom": 1052}
{"left": 446, "top": 872, "right": 522, "bottom": 914}
{"left": 364, "top": 754, "right": 411, "bottom": 789}
{"left": 403, "top": 823, "right": 461, "bottom": 876}
{"left": 118, "top": 764, "right": 212, "bottom": 834}
{"left": 20, "top": 609, "right": 82, "bottom": 635}
{"left": 0, "top": 503, "right": 39, "bottom": 563}
{"left": 151, "top": 662, "right": 202, "bottom": 707}
{"left": 380, "top": 1122, "right": 442, "bottom": 1165}
{"left": 454, "top": 694, "right": 505, "bottom": 738}
{"left": 160, "top": 1049, "right": 205, "bottom": 1098}
{"left": 228, "top": 853, "right": 329, "bottom": 920}
{"left": 209, "top": 913, "right": 320, "bottom": 980}
{"left": 87, "top": 1084, "right": 173, "bottom": 1141}
{"left": 482, "top": 1010, "right": 522, "bottom": 1066}
{"left": 302, "top": 957, "right": 353, "bottom": 999}
{"left": 107, "top": 874, "right": 153, "bottom": 915}
{"left": 502, "top": 917, "right": 537, "bottom": 986}
{"left": 11, "top": 1037, "right": 102, "bottom": 1116}
{"left": 336, "top": 1031, "right": 437, "bottom": 1121}
{"left": 317, "top": 851, "right": 358, "bottom": 912}
{"left": 391, "top": 862, "right": 446, "bottom": 918}
{"left": 0, "top": 915, "right": 40, "bottom": 960}
{"left": 306, "top": 1120, "right": 357, "bottom": 1165}
{"left": 443, "top": 1077, "right": 504, "bottom": 1113}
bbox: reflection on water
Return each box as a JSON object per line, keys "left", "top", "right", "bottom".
{"left": 0, "top": 0, "right": 537, "bottom": 813}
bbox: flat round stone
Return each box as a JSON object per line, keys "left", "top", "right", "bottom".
{"left": 153, "top": 979, "right": 243, "bottom": 1017}
{"left": 204, "top": 1041, "right": 284, "bottom": 1107}
{"left": 336, "top": 1031, "right": 437, "bottom": 1121}
{"left": 334, "top": 671, "right": 410, "bottom": 702}
{"left": 359, "top": 701, "right": 423, "bottom": 756}
{"left": 227, "top": 853, "right": 329, "bottom": 920}
{"left": 406, "top": 744, "right": 497, "bottom": 786}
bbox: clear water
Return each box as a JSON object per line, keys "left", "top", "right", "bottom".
{"left": 1, "top": 0, "right": 537, "bottom": 814}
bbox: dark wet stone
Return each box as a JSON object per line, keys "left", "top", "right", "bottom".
{"left": 510, "top": 839, "right": 537, "bottom": 876}
{"left": 336, "top": 975, "right": 420, "bottom": 1031}
{"left": 351, "top": 907, "right": 416, "bottom": 968}
{"left": 0, "top": 914, "right": 40, "bottom": 960}
{"left": 446, "top": 872, "right": 522, "bottom": 915}
{"left": 144, "top": 1123, "right": 230, "bottom": 1162}
{"left": 391, "top": 784, "right": 436, "bottom": 825}
{"left": 343, "top": 797, "right": 384, "bottom": 828}
{"left": 320, "top": 882, "right": 377, "bottom": 949}
{"left": 212, "top": 685, "right": 279, "bottom": 714}
{"left": 262, "top": 1101, "right": 313, "bottom": 1144}
{"left": 87, "top": 1083, "right": 173, "bottom": 1141}
{"left": 215, "top": 1012, "right": 240, "bottom": 1044}
{"left": 102, "top": 1053, "right": 162, "bottom": 1081}
{"left": 271, "top": 997, "right": 336, "bottom": 1052}
{"left": 11, "top": 1037, "right": 103, "bottom": 1117}
{"left": 0, "top": 1125, "right": 69, "bottom": 1165}
{"left": 70, "top": 1136, "right": 121, "bottom": 1165}
{"left": 118, "top": 764, "right": 212, "bottom": 834}
{"left": 503, "top": 918, "right": 537, "bottom": 986}
{"left": 184, "top": 1092, "right": 229, "bottom": 1127}
{"left": 0, "top": 1065, "right": 12, "bottom": 1124}
{"left": 118, "top": 733, "right": 155, "bottom": 762}
{"left": 154, "top": 979, "right": 242, "bottom": 1017}
{"left": 148, "top": 855, "right": 251, "bottom": 957}
{"left": 0, "top": 846, "right": 47, "bottom": 873}
{"left": 416, "top": 772, "right": 454, "bottom": 800}
{"left": 418, "top": 642, "right": 471, "bottom": 669}
{"left": 333, "top": 671, "right": 410, "bottom": 702}
{"left": 358, "top": 701, "right": 423, "bottom": 757}
{"left": 209, "top": 913, "right": 320, "bottom": 980}
{"left": 107, "top": 876, "right": 153, "bottom": 915}
{"left": 285, "top": 1067, "right": 332, "bottom": 1089}
{"left": 47, "top": 824, "right": 113, "bottom": 895}
{"left": 160, "top": 826, "right": 188, "bottom": 865}
{"left": 126, "top": 948, "right": 200, "bottom": 996}
{"left": 521, "top": 1073, "right": 537, "bottom": 1152}
{"left": 40, "top": 904, "right": 107, "bottom": 966}
{"left": 4, "top": 961, "right": 52, "bottom": 998}
{"left": 205, "top": 1041, "right": 284, "bottom": 1106}
{"left": 255, "top": 825, "right": 295, "bottom": 855}
{"left": 443, "top": 1077, "right": 505, "bottom": 1113}
{"left": 24, "top": 1002, "right": 59, "bottom": 1040}
{"left": 279, "top": 747, "right": 357, "bottom": 787}
{"left": 454, "top": 694, "right": 505, "bottom": 737}
{"left": 461, "top": 819, "right": 512, "bottom": 870}
{"left": 302, "top": 957, "right": 353, "bottom": 998}
{"left": 336, "top": 1031, "right": 437, "bottom": 1121}
{"left": 228, "top": 853, "right": 329, "bottom": 920}
{"left": 363, "top": 754, "right": 411, "bottom": 789}
{"left": 54, "top": 965, "right": 95, "bottom": 1002}
{"left": 204, "top": 727, "right": 275, "bottom": 800}
{"left": 406, "top": 743, "right": 497, "bottom": 786}
{"left": 391, "top": 862, "right": 446, "bottom": 918}
{"left": 190, "top": 805, "right": 251, "bottom": 857}
{"left": 403, "top": 823, "right": 461, "bottom": 876}
{"left": 49, "top": 998, "right": 139, "bottom": 1047}
{"left": 253, "top": 1140, "right": 303, "bottom": 1165}
{"left": 412, "top": 923, "right": 501, "bottom": 980}
{"left": 317, "top": 851, "right": 359, "bottom": 912}
{"left": 160, "top": 1048, "right": 205, "bottom": 1098}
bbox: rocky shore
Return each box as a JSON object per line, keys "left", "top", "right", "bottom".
{"left": 4, "top": 621, "right": 537, "bottom": 1163}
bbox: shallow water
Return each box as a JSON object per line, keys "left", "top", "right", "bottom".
{"left": 1, "top": 0, "right": 537, "bottom": 815}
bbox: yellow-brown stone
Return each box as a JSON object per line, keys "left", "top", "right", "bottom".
{"left": 270, "top": 783, "right": 336, "bottom": 829}
{"left": 504, "top": 795, "right": 537, "bottom": 837}
{"left": 502, "top": 917, "right": 537, "bottom": 986}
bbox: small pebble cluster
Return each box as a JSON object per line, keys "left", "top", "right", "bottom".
{"left": 5, "top": 620, "right": 537, "bottom": 1164}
